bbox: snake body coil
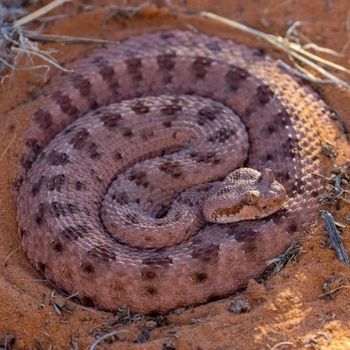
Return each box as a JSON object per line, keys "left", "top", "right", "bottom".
{"left": 17, "top": 31, "right": 336, "bottom": 313}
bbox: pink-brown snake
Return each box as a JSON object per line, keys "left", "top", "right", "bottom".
{"left": 16, "top": 30, "right": 336, "bottom": 313}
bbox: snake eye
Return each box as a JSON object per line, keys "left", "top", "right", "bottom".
{"left": 243, "top": 190, "right": 260, "bottom": 205}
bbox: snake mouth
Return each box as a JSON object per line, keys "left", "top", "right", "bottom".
{"left": 213, "top": 204, "right": 244, "bottom": 218}
{"left": 209, "top": 203, "right": 259, "bottom": 224}
{"left": 209, "top": 201, "right": 285, "bottom": 224}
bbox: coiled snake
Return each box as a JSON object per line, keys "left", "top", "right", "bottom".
{"left": 16, "top": 30, "right": 337, "bottom": 313}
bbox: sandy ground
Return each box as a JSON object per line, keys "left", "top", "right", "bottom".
{"left": 1, "top": 0, "right": 350, "bottom": 349}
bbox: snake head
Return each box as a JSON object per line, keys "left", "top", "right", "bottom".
{"left": 202, "top": 168, "right": 287, "bottom": 223}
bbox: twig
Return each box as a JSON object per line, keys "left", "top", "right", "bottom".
{"left": 320, "top": 210, "right": 350, "bottom": 265}
{"left": 270, "top": 342, "right": 294, "bottom": 350}
{"left": 23, "top": 31, "right": 118, "bottom": 45}
{"left": 0, "top": 134, "right": 16, "bottom": 161}
{"left": 316, "top": 166, "right": 350, "bottom": 205}
{"left": 74, "top": 303, "right": 109, "bottom": 314}
{"left": 14, "top": 0, "right": 71, "bottom": 28}
{"left": 13, "top": 43, "right": 66, "bottom": 66}
{"left": 87, "top": 330, "right": 128, "bottom": 350}
{"left": 266, "top": 241, "right": 301, "bottom": 273}
{"left": 3, "top": 247, "right": 20, "bottom": 267}
{"left": 103, "top": 1, "right": 151, "bottom": 24}
{"left": 11, "top": 46, "right": 71, "bottom": 73}
{"left": 318, "top": 285, "right": 350, "bottom": 298}
{"left": 277, "top": 61, "right": 334, "bottom": 84}
{"left": 303, "top": 43, "right": 344, "bottom": 57}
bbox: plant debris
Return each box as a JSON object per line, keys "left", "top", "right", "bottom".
{"left": 266, "top": 241, "right": 302, "bottom": 274}
{"left": 317, "top": 164, "right": 350, "bottom": 206}
{"left": 135, "top": 326, "right": 151, "bottom": 343}
{"left": 162, "top": 341, "right": 177, "bottom": 350}
{"left": 0, "top": 1, "right": 349, "bottom": 89}
{"left": 320, "top": 210, "right": 350, "bottom": 265}
{"left": 0, "top": 1, "right": 38, "bottom": 23}
{"left": 103, "top": 1, "right": 152, "bottom": 24}
{"left": 318, "top": 275, "right": 349, "bottom": 299}
{"left": 49, "top": 291, "right": 76, "bottom": 315}
{"left": 88, "top": 305, "right": 168, "bottom": 343}
{"left": 228, "top": 295, "right": 251, "bottom": 314}
{"left": 255, "top": 241, "right": 302, "bottom": 284}
{"left": 87, "top": 330, "right": 128, "bottom": 350}
{"left": 322, "top": 142, "right": 338, "bottom": 159}
{"left": 200, "top": 12, "right": 350, "bottom": 89}
{"left": 0, "top": 0, "right": 72, "bottom": 80}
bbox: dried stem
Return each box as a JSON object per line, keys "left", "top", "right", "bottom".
{"left": 1, "top": 3, "right": 349, "bottom": 90}
{"left": 320, "top": 210, "right": 350, "bottom": 265}
{"left": 200, "top": 11, "right": 350, "bottom": 89}
{"left": 13, "top": 0, "right": 71, "bottom": 27}
{"left": 23, "top": 31, "right": 117, "bottom": 45}
{"left": 87, "top": 330, "right": 128, "bottom": 350}
{"left": 0, "top": 0, "right": 73, "bottom": 80}
{"left": 0, "top": 134, "right": 16, "bottom": 161}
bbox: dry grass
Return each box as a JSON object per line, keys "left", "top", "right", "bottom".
{"left": 0, "top": 0, "right": 72, "bottom": 81}
{"left": 201, "top": 11, "right": 350, "bottom": 89}
{"left": 0, "top": 1, "right": 349, "bottom": 89}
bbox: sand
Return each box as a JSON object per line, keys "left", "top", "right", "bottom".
{"left": 1, "top": 0, "right": 350, "bottom": 349}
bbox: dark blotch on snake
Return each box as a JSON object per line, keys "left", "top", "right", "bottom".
{"left": 192, "top": 272, "right": 208, "bottom": 283}
{"left": 52, "top": 241, "right": 64, "bottom": 253}
{"left": 162, "top": 120, "right": 172, "bottom": 128}
{"left": 191, "top": 244, "right": 220, "bottom": 263}
{"left": 142, "top": 256, "right": 173, "bottom": 266}
{"left": 70, "top": 129, "right": 90, "bottom": 149}
{"left": 158, "top": 159, "right": 183, "bottom": 178}
{"left": 47, "top": 174, "right": 65, "bottom": 192}
{"left": 31, "top": 175, "right": 46, "bottom": 196}
{"left": 25, "top": 138, "right": 42, "bottom": 155}
{"left": 75, "top": 181, "right": 84, "bottom": 191}
{"left": 126, "top": 57, "right": 143, "bottom": 80}
{"left": 132, "top": 100, "right": 150, "bottom": 114}
{"left": 82, "top": 263, "right": 95, "bottom": 274}
{"left": 33, "top": 109, "right": 53, "bottom": 130}
{"left": 100, "top": 113, "right": 122, "bottom": 129}
{"left": 72, "top": 73, "right": 91, "bottom": 97}
{"left": 141, "top": 269, "right": 157, "bottom": 280}
{"left": 113, "top": 151, "right": 123, "bottom": 161}
{"left": 191, "top": 56, "right": 212, "bottom": 79}
{"left": 47, "top": 151, "right": 69, "bottom": 166}
{"left": 35, "top": 203, "right": 46, "bottom": 226}
{"left": 225, "top": 66, "right": 248, "bottom": 91}
{"left": 146, "top": 286, "right": 158, "bottom": 295}
{"left": 257, "top": 85, "right": 274, "bottom": 105}
{"left": 53, "top": 91, "right": 79, "bottom": 116}
{"left": 157, "top": 53, "right": 176, "bottom": 70}
{"left": 61, "top": 225, "right": 88, "bottom": 240}
{"left": 160, "top": 102, "right": 182, "bottom": 115}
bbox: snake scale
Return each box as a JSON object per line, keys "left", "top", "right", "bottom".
{"left": 16, "top": 30, "right": 337, "bottom": 313}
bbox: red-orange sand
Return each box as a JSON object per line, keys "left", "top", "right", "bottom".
{"left": 1, "top": 1, "right": 350, "bottom": 349}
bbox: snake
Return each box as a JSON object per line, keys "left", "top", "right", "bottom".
{"left": 16, "top": 30, "right": 337, "bottom": 314}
